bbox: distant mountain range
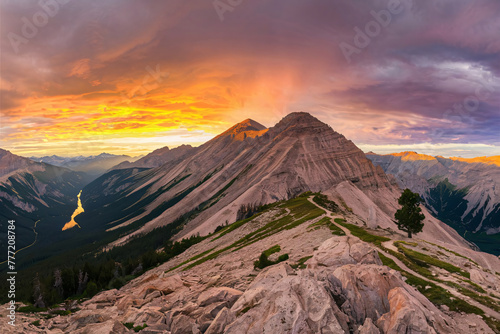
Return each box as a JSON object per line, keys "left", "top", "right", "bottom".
{"left": 0, "top": 149, "right": 92, "bottom": 258}
{"left": 367, "top": 151, "right": 500, "bottom": 253}
{"left": 29, "top": 153, "right": 137, "bottom": 176}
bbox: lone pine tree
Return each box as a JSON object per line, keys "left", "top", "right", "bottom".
{"left": 395, "top": 189, "right": 425, "bottom": 238}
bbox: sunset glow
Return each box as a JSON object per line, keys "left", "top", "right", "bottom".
{"left": 1, "top": 1, "right": 499, "bottom": 158}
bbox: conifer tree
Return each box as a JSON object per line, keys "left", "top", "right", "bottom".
{"left": 395, "top": 189, "right": 425, "bottom": 238}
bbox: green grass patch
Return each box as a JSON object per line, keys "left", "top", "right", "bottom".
{"left": 445, "top": 281, "right": 500, "bottom": 313}
{"left": 17, "top": 305, "right": 47, "bottom": 313}
{"left": 166, "top": 247, "right": 216, "bottom": 273}
{"left": 309, "top": 217, "right": 345, "bottom": 236}
{"left": 123, "top": 322, "right": 134, "bottom": 329}
{"left": 383, "top": 246, "right": 434, "bottom": 278}
{"left": 395, "top": 240, "right": 418, "bottom": 247}
{"left": 463, "top": 279, "right": 487, "bottom": 294}
{"left": 424, "top": 241, "right": 479, "bottom": 266}
{"left": 379, "top": 250, "right": 499, "bottom": 331}
{"left": 133, "top": 323, "right": 148, "bottom": 332}
{"left": 336, "top": 219, "right": 390, "bottom": 247}
{"left": 395, "top": 243, "right": 470, "bottom": 279}
{"left": 31, "top": 320, "right": 41, "bottom": 326}
{"left": 254, "top": 251, "right": 289, "bottom": 270}
{"left": 405, "top": 274, "right": 483, "bottom": 315}
{"left": 291, "top": 255, "right": 313, "bottom": 269}
{"left": 184, "top": 196, "right": 323, "bottom": 270}
{"left": 212, "top": 214, "right": 261, "bottom": 241}
{"left": 312, "top": 193, "right": 339, "bottom": 212}
{"left": 377, "top": 252, "right": 484, "bottom": 316}
{"left": 263, "top": 245, "right": 281, "bottom": 257}
{"left": 253, "top": 244, "right": 289, "bottom": 269}
{"left": 484, "top": 317, "right": 500, "bottom": 333}
{"left": 238, "top": 305, "right": 253, "bottom": 315}
{"left": 378, "top": 252, "right": 402, "bottom": 271}
{"left": 50, "top": 310, "right": 71, "bottom": 316}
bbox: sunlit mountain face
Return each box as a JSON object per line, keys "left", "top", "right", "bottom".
{"left": 1, "top": 0, "right": 499, "bottom": 159}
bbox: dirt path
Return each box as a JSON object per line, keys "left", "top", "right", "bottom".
{"left": 307, "top": 197, "right": 500, "bottom": 320}
{"left": 381, "top": 240, "right": 398, "bottom": 253}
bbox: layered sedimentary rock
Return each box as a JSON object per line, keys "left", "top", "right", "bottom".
{"left": 82, "top": 112, "right": 398, "bottom": 245}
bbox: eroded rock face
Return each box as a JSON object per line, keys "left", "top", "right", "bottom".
{"left": 227, "top": 264, "right": 349, "bottom": 334}
{"left": 377, "top": 287, "right": 451, "bottom": 334}
{"left": 39, "top": 236, "right": 488, "bottom": 333}
{"left": 333, "top": 264, "right": 403, "bottom": 324}
{"left": 309, "top": 236, "right": 382, "bottom": 269}
{"left": 359, "top": 318, "right": 381, "bottom": 334}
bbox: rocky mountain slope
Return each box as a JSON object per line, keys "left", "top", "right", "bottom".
{"left": 112, "top": 145, "right": 196, "bottom": 170}
{"left": 367, "top": 151, "right": 500, "bottom": 254}
{"left": 79, "top": 113, "right": 401, "bottom": 249}
{"left": 7, "top": 195, "right": 500, "bottom": 333}
{"left": 30, "top": 153, "right": 134, "bottom": 176}
{"left": 0, "top": 149, "right": 92, "bottom": 261}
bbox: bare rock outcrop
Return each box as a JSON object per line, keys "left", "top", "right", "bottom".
{"left": 38, "top": 236, "right": 493, "bottom": 333}
{"left": 227, "top": 264, "right": 349, "bottom": 334}
{"left": 377, "top": 287, "right": 450, "bottom": 334}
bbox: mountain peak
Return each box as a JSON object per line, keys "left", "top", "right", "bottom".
{"left": 275, "top": 112, "right": 327, "bottom": 128}
{"left": 225, "top": 118, "right": 266, "bottom": 134}
{"left": 269, "top": 112, "right": 332, "bottom": 138}
{"left": 280, "top": 112, "right": 320, "bottom": 123}
{"left": 215, "top": 118, "right": 267, "bottom": 141}
{"left": 390, "top": 151, "right": 436, "bottom": 161}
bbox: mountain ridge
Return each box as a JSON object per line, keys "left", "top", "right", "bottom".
{"left": 367, "top": 151, "right": 500, "bottom": 254}
{"left": 29, "top": 153, "right": 134, "bottom": 176}
{"left": 74, "top": 113, "right": 474, "bottom": 255}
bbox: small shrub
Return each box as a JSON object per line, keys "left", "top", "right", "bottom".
{"left": 254, "top": 245, "right": 289, "bottom": 269}
{"left": 291, "top": 256, "right": 313, "bottom": 269}
{"left": 83, "top": 281, "right": 99, "bottom": 298}
{"left": 277, "top": 254, "right": 289, "bottom": 262}
{"left": 133, "top": 323, "right": 148, "bottom": 332}
{"left": 17, "top": 305, "right": 47, "bottom": 313}
{"left": 123, "top": 322, "right": 134, "bottom": 329}
{"left": 313, "top": 193, "right": 339, "bottom": 212}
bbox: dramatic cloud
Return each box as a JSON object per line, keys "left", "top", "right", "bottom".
{"left": 1, "top": 0, "right": 499, "bottom": 157}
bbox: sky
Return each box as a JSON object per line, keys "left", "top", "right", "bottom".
{"left": 1, "top": 0, "right": 499, "bottom": 158}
